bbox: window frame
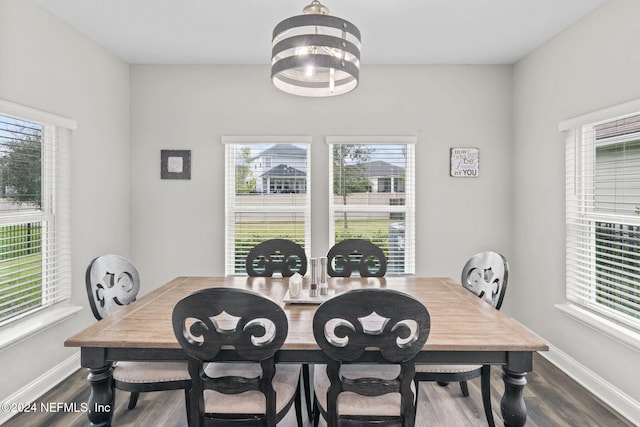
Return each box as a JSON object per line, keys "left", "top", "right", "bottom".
{"left": 222, "top": 136, "right": 311, "bottom": 276}
{"left": 560, "top": 98, "right": 640, "bottom": 351}
{"left": 326, "top": 136, "right": 416, "bottom": 275}
{"left": 0, "top": 98, "right": 78, "bottom": 346}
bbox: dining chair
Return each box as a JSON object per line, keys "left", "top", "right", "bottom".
{"left": 172, "top": 287, "right": 302, "bottom": 426}
{"left": 326, "top": 238, "right": 387, "bottom": 277}
{"left": 245, "top": 238, "right": 308, "bottom": 277}
{"left": 245, "top": 238, "right": 313, "bottom": 421}
{"left": 312, "top": 288, "right": 431, "bottom": 426}
{"left": 85, "top": 254, "right": 191, "bottom": 410}
{"left": 414, "top": 251, "right": 509, "bottom": 427}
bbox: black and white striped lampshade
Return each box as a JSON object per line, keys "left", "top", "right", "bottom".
{"left": 271, "top": 1, "right": 361, "bottom": 97}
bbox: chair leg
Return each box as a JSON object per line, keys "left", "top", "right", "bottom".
{"left": 183, "top": 388, "right": 192, "bottom": 422}
{"left": 303, "top": 364, "right": 313, "bottom": 420}
{"left": 294, "top": 381, "right": 303, "bottom": 427}
{"left": 313, "top": 399, "right": 320, "bottom": 427}
{"left": 127, "top": 391, "right": 140, "bottom": 409}
{"left": 413, "top": 382, "right": 421, "bottom": 421}
{"left": 459, "top": 380, "right": 470, "bottom": 397}
{"left": 481, "top": 365, "right": 495, "bottom": 427}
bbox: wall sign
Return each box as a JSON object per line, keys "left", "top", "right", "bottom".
{"left": 161, "top": 149, "right": 191, "bottom": 180}
{"left": 450, "top": 147, "right": 479, "bottom": 177}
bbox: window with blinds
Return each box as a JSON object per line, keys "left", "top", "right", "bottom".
{"left": 0, "top": 101, "right": 72, "bottom": 326}
{"left": 565, "top": 110, "right": 640, "bottom": 331}
{"left": 327, "top": 136, "right": 416, "bottom": 274}
{"left": 223, "top": 136, "right": 311, "bottom": 275}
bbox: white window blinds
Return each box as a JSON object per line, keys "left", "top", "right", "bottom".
{"left": 327, "top": 136, "right": 416, "bottom": 274}
{"left": 564, "top": 108, "right": 640, "bottom": 331}
{"left": 223, "top": 136, "right": 311, "bottom": 276}
{"left": 0, "top": 100, "right": 74, "bottom": 326}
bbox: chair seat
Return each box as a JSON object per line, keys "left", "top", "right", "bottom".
{"left": 203, "top": 363, "right": 302, "bottom": 414}
{"left": 314, "top": 364, "right": 415, "bottom": 417}
{"left": 113, "top": 361, "right": 190, "bottom": 383}
{"left": 415, "top": 364, "right": 481, "bottom": 374}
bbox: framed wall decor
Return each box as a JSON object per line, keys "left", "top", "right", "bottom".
{"left": 161, "top": 149, "right": 191, "bottom": 180}
{"left": 450, "top": 147, "right": 479, "bottom": 177}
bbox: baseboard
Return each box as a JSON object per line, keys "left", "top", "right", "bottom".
{"left": 0, "top": 351, "right": 81, "bottom": 425}
{"left": 541, "top": 345, "right": 640, "bottom": 425}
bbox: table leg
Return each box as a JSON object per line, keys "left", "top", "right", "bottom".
{"left": 86, "top": 363, "right": 115, "bottom": 426}
{"left": 500, "top": 368, "right": 527, "bottom": 427}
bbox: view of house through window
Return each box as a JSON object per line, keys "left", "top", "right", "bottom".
{"left": 565, "top": 111, "right": 640, "bottom": 330}
{"left": 224, "top": 137, "right": 311, "bottom": 275}
{"left": 0, "top": 115, "right": 44, "bottom": 324}
{"left": 328, "top": 137, "right": 416, "bottom": 274}
{"left": 224, "top": 136, "right": 415, "bottom": 276}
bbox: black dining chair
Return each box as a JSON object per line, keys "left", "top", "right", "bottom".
{"left": 326, "top": 238, "right": 387, "bottom": 277}
{"left": 85, "top": 254, "right": 191, "bottom": 410}
{"left": 414, "top": 251, "right": 509, "bottom": 427}
{"left": 245, "top": 238, "right": 308, "bottom": 277}
{"left": 245, "top": 238, "right": 313, "bottom": 421}
{"left": 312, "top": 288, "right": 431, "bottom": 426}
{"left": 172, "top": 287, "right": 302, "bottom": 426}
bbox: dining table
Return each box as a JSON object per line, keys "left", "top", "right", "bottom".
{"left": 65, "top": 275, "right": 548, "bottom": 426}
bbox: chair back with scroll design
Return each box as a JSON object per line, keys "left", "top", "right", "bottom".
{"left": 85, "top": 254, "right": 190, "bottom": 412}
{"left": 461, "top": 251, "right": 509, "bottom": 309}
{"left": 245, "top": 238, "right": 308, "bottom": 277}
{"left": 85, "top": 254, "right": 140, "bottom": 320}
{"left": 172, "top": 287, "right": 300, "bottom": 426}
{"left": 413, "top": 251, "right": 509, "bottom": 427}
{"left": 326, "top": 239, "right": 387, "bottom": 277}
{"left": 312, "top": 288, "right": 430, "bottom": 426}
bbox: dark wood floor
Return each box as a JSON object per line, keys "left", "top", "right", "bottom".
{"left": 4, "top": 354, "right": 633, "bottom": 427}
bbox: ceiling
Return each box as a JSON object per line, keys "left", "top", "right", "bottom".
{"left": 32, "top": 0, "right": 607, "bottom": 65}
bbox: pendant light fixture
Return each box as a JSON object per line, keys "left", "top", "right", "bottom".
{"left": 271, "top": 0, "right": 361, "bottom": 97}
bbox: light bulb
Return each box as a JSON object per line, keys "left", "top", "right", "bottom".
{"left": 305, "top": 65, "right": 315, "bottom": 78}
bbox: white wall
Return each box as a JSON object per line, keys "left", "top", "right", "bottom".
{"left": 130, "top": 65, "right": 513, "bottom": 289}
{"left": 511, "top": 0, "right": 640, "bottom": 412}
{"left": 0, "top": 0, "right": 130, "bottom": 400}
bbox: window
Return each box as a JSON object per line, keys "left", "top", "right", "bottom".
{"left": 564, "top": 105, "right": 640, "bottom": 333}
{"left": 224, "top": 136, "right": 311, "bottom": 275}
{"left": 327, "top": 136, "right": 415, "bottom": 274}
{"left": 0, "top": 99, "right": 74, "bottom": 326}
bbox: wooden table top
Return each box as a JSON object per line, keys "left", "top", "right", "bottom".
{"left": 65, "top": 276, "right": 548, "bottom": 353}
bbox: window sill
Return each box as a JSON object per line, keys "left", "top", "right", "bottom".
{"left": 555, "top": 303, "right": 640, "bottom": 353}
{"left": 0, "top": 304, "right": 83, "bottom": 352}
